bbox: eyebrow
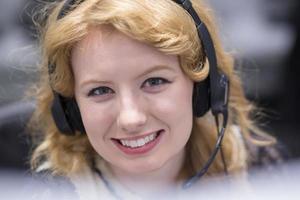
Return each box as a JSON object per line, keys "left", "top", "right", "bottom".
{"left": 79, "top": 79, "right": 113, "bottom": 89}
{"left": 135, "top": 64, "right": 176, "bottom": 79}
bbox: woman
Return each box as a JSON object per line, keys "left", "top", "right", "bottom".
{"left": 29, "top": 0, "right": 278, "bottom": 199}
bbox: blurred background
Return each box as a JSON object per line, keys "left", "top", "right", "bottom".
{"left": 0, "top": 0, "right": 299, "bottom": 171}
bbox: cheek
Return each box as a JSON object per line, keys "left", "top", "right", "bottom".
{"left": 78, "top": 101, "right": 118, "bottom": 160}
{"left": 150, "top": 79, "right": 194, "bottom": 139}
{"left": 78, "top": 100, "right": 114, "bottom": 140}
{"left": 151, "top": 80, "right": 193, "bottom": 122}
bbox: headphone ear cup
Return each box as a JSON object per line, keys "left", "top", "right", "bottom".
{"left": 64, "top": 98, "right": 86, "bottom": 134}
{"left": 192, "top": 79, "right": 210, "bottom": 117}
{"left": 51, "top": 92, "right": 74, "bottom": 135}
{"left": 51, "top": 92, "right": 85, "bottom": 135}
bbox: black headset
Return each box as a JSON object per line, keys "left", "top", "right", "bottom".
{"left": 49, "top": 0, "right": 229, "bottom": 189}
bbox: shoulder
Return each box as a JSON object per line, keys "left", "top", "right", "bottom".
{"left": 26, "top": 168, "right": 79, "bottom": 200}
{"left": 230, "top": 125, "right": 289, "bottom": 169}
{"left": 246, "top": 141, "right": 289, "bottom": 169}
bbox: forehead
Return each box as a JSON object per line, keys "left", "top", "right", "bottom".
{"left": 71, "top": 25, "right": 179, "bottom": 81}
{"left": 72, "top": 25, "right": 171, "bottom": 60}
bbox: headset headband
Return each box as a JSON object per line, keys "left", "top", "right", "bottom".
{"left": 52, "top": 0, "right": 229, "bottom": 118}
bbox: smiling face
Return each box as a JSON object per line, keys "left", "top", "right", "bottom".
{"left": 72, "top": 26, "right": 194, "bottom": 177}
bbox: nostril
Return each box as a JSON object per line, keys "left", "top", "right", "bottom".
{"left": 117, "top": 113, "right": 147, "bottom": 133}
{"left": 120, "top": 125, "right": 141, "bottom": 133}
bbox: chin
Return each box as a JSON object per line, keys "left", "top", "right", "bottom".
{"left": 119, "top": 157, "right": 165, "bottom": 175}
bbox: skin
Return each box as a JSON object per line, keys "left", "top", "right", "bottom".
{"left": 72, "top": 25, "right": 194, "bottom": 194}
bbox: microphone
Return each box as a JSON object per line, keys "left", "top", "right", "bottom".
{"left": 183, "top": 110, "right": 228, "bottom": 189}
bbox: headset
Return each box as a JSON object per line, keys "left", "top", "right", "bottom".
{"left": 49, "top": 0, "right": 229, "bottom": 189}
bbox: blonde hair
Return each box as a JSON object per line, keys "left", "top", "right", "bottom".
{"left": 30, "top": 0, "right": 275, "bottom": 178}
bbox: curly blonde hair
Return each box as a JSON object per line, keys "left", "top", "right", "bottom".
{"left": 29, "top": 0, "right": 275, "bottom": 179}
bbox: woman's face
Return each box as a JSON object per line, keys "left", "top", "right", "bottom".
{"left": 72, "top": 26, "right": 194, "bottom": 176}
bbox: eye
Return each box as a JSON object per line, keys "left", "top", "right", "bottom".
{"left": 88, "top": 86, "right": 114, "bottom": 97}
{"left": 142, "top": 77, "right": 171, "bottom": 90}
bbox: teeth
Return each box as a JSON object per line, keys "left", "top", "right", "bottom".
{"left": 145, "top": 136, "right": 150, "bottom": 143}
{"left": 138, "top": 138, "right": 145, "bottom": 146}
{"left": 149, "top": 134, "right": 154, "bottom": 141}
{"left": 121, "top": 140, "right": 126, "bottom": 146}
{"left": 130, "top": 140, "right": 137, "bottom": 148}
{"left": 119, "top": 131, "right": 160, "bottom": 148}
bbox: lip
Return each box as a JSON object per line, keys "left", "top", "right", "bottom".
{"left": 112, "top": 129, "right": 164, "bottom": 155}
{"left": 112, "top": 131, "right": 159, "bottom": 141}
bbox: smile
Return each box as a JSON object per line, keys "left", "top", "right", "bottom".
{"left": 112, "top": 130, "right": 164, "bottom": 155}
{"left": 119, "top": 132, "right": 158, "bottom": 148}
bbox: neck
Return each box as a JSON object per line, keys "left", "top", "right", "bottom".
{"left": 108, "top": 149, "right": 186, "bottom": 197}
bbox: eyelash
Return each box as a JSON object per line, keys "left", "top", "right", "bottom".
{"left": 87, "top": 77, "right": 171, "bottom": 97}
{"left": 88, "top": 86, "right": 114, "bottom": 97}
{"left": 142, "top": 77, "right": 171, "bottom": 89}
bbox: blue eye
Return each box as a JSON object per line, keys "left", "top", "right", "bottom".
{"left": 88, "top": 86, "right": 114, "bottom": 97}
{"left": 142, "top": 77, "right": 171, "bottom": 88}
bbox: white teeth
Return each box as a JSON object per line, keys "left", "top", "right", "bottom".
{"left": 138, "top": 139, "right": 145, "bottom": 146}
{"left": 149, "top": 135, "right": 153, "bottom": 141}
{"left": 121, "top": 140, "right": 126, "bottom": 146}
{"left": 130, "top": 140, "right": 137, "bottom": 148}
{"left": 145, "top": 136, "right": 150, "bottom": 143}
{"left": 119, "top": 131, "right": 160, "bottom": 148}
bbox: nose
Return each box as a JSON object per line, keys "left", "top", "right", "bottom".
{"left": 117, "top": 95, "right": 147, "bottom": 133}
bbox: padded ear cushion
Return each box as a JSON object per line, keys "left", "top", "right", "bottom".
{"left": 192, "top": 79, "right": 210, "bottom": 117}
{"left": 64, "top": 98, "right": 86, "bottom": 134}
{"left": 51, "top": 92, "right": 85, "bottom": 135}
{"left": 51, "top": 92, "right": 74, "bottom": 135}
